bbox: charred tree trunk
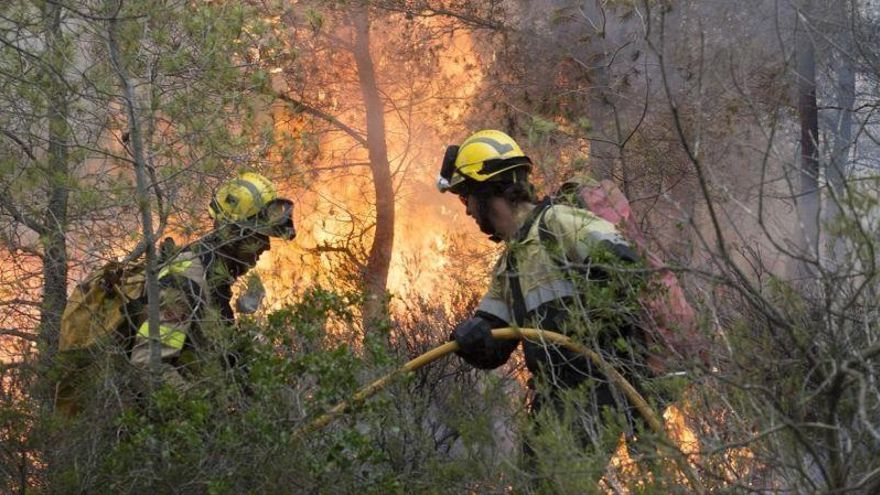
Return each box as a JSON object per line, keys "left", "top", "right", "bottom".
{"left": 352, "top": 5, "right": 394, "bottom": 333}
{"left": 38, "top": 1, "right": 70, "bottom": 362}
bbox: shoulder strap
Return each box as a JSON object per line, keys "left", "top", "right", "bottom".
{"left": 538, "top": 202, "right": 637, "bottom": 266}
{"left": 153, "top": 250, "right": 210, "bottom": 322}
{"left": 514, "top": 197, "right": 552, "bottom": 243}
{"left": 506, "top": 256, "right": 527, "bottom": 326}
{"left": 507, "top": 199, "right": 552, "bottom": 326}
{"left": 537, "top": 202, "right": 570, "bottom": 273}
{"left": 537, "top": 205, "right": 554, "bottom": 245}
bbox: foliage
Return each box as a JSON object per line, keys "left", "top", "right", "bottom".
{"left": 17, "top": 286, "right": 513, "bottom": 494}
{"left": 5, "top": 278, "right": 709, "bottom": 494}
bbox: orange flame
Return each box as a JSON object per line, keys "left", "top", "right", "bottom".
{"left": 252, "top": 26, "right": 492, "bottom": 315}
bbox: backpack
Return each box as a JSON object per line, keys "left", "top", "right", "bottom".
{"left": 542, "top": 177, "right": 708, "bottom": 373}
{"left": 59, "top": 260, "right": 147, "bottom": 353}
{"left": 55, "top": 240, "right": 187, "bottom": 416}
{"left": 54, "top": 259, "right": 147, "bottom": 417}
{"left": 59, "top": 237, "right": 179, "bottom": 352}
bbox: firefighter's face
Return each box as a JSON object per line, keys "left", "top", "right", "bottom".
{"left": 464, "top": 194, "right": 508, "bottom": 242}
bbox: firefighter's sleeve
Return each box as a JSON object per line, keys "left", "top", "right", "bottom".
{"left": 453, "top": 271, "right": 518, "bottom": 369}
{"left": 130, "top": 275, "right": 200, "bottom": 369}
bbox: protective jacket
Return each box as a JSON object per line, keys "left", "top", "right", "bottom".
{"left": 457, "top": 200, "right": 646, "bottom": 390}
{"left": 129, "top": 245, "right": 242, "bottom": 381}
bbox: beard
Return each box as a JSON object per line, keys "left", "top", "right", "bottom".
{"left": 475, "top": 196, "right": 502, "bottom": 243}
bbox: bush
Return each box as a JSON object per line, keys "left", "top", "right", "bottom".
{"left": 36, "top": 286, "right": 520, "bottom": 494}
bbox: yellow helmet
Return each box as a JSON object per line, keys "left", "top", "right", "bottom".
{"left": 209, "top": 172, "right": 277, "bottom": 223}
{"left": 208, "top": 172, "right": 297, "bottom": 240}
{"left": 437, "top": 130, "right": 531, "bottom": 195}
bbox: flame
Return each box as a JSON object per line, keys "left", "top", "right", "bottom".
{"left": 0, "top": 249, "right": 41, "bottom": 364}
{"left": 0, "top": 14, "right": 775, "bottom": 494}
{"left": 250, "top": 23, "right": 492, "bottom": 317}
{"left": 600, "top": 406, "right": 696, "bottom": 493}
{"left": 600, "top": 401, "right": 758, "bottom": 492}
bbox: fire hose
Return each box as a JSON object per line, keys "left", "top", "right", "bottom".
{"left": 294, "top": 327, "right": 704, "bottom": 492}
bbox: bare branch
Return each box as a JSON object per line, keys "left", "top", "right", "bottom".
{"left": 310, "top": 243, "right": 366, "bottom": 272}
{"left": 274, "top": 92, "right": 368, "bottom": 148}
{"left": 372, "top": 1, "right": 507, "bottom": 31}
{"left": 0, "top": 195, "right": 47, "bottom": 236}
{"left": 0, "top": 328, "right": 37, "bottom": 342}
{"left": 0, "top": 129, "right": 37, "bottom": 161}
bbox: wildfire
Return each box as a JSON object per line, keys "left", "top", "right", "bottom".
{"left": 0, "top": 249, "right": 41, "bottom": 363}
{"left": 251, "top": 23, "right": 492, "bottom": 316}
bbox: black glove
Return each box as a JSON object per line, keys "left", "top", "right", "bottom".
{"left": 449, "top": 313, "right": 517, "bottom": 369}
{"left": 450, "top": 317, "right": 494, "bottom": 356}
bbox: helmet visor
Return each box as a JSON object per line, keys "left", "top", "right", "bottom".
{"left": 255, "top": 198, "right": 296, "bottom": 240}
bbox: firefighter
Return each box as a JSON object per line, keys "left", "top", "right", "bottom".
{"left": 437, "top": 130, "right": 650, "bottom": 464}
{"left": 128, "top": 172, "right": 296, "bottom": 386}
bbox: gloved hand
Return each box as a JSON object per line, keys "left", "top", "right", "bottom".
{"left": 450, "top": 317, "right": 494, "bottom": 356}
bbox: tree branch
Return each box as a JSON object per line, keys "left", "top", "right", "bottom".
{"left": 0, "top": 129, "right": 37, "bottom": 161}
{"left": 107, "top": 0, "right": 163, "bottom": 375}
{"left": 274, "top": 92, "right": 368, "bottom": 148}
{"left": 373, "top": 1, "right": 506, "bottom": 31}
{"left": 0, "top": 299, "right": 42, "bottom": 308}
{"left": 0, "top": 328, "right": 37, "bottom": 342}
{"left": 0, "top": 195, "right": 47, "bottom": 236}
{"left": 310, "top": 242, "right": 366, "bottom": 272}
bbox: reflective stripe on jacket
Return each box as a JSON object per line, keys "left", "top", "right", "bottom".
{"left": 475, "top": 202, "right": 642, "bottom": 388}
{"left": 477, "top": 203, "right": 629, "bottom": 325}
{"left": 129, "top": 251, "right": 210, "bottom": 368}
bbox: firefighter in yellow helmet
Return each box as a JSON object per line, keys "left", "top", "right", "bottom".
{"left": 129, "top": 172, "right": 295, "bottom": 386}
{"left": 437, "top": 130, "right": 535, "bottom": 242}
{"left": 438, "top": 130, "right": 650, "bottom": 468}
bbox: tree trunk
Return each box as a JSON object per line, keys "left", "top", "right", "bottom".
{"left": 352, "top": 5, "right": 394, "bottom": 333}
{"left": 824, "top": 2, "right": 855, "bottom": 264}
{"left": 107, "top": 1, "right": 163, "bottom": 375}
{"left": 38, "top": 0, "right": 70, "bottom": 362}
{"left": 796, "top": 12, "right": 819, "bottom": 275}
